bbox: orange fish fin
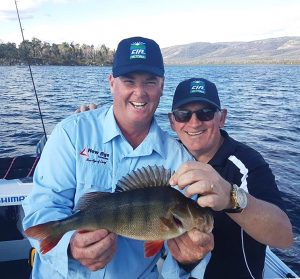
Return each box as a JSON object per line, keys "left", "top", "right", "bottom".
{"left": 25, "top": 221, "right": 64, "bottom": 254}
{"left": 159, "top": 217, "right": 173, "bottom": 232}
{"left": 39, "top": 235, "right": 62, "bottom": 254}
{"left": 144, "top": 240, "right": 164, "bottom": 258}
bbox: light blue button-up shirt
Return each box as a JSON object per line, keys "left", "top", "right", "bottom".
{"left": 23, "top": 105, "right": 210, "bottom": 279}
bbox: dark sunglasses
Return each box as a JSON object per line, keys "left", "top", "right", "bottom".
{"left": 172, "top": 108, "right": 217, "bottom": 123}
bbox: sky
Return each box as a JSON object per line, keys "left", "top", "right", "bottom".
{"left": 0, "top": 0, "right": 299, "bottom": 49}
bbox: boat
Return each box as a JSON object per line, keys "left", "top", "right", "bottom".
{"left": 0, "top": 157, "right": 35, "bottom": 279}
{"left": 0, "top": 155, "right": 298, "bottom": 279}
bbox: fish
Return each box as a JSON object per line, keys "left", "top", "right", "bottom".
{"left": 24, "top": 165, "right": 214, "bottom": 257}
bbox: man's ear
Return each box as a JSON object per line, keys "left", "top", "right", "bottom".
{"left": 219, "top": 109, "right": 227, "bottom": 128}
{"left": 160, "top": 77, "right": 165, "bottom": 95}
{"left": 168, "top": 112, "right": 176, "bottom": 131}
{"left": 109, "top": 74, "right": 114, "bottom": 96}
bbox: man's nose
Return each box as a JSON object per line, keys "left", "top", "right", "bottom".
{"left": 189, "top": 112, "right": 202, "bottom": 124}
{"left": 133, "top": 83, "right": 147, "bottom": 96}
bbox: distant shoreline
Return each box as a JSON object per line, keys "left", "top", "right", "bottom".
{"left": 0, "top": 37, "right": 300, "bottom": 66}
{"left": 161, "top": 36, "right": 300, "bottom": 65}
{"left": 1, "top": 36, "right": 299, "bottom": 66}
{"left": 1, "top": 61, "right": 299, "bottom": 66}
{"left": 164, "top": 61, "right": 300, "bottom": 65}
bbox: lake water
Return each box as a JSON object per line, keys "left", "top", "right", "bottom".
{"left": 0, "top": 65, "right": 299, "bottom": 274}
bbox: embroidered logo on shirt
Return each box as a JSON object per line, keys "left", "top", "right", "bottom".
{"left": 80, "top": 148, "right": 89, "bottom": 157}
{"left": 80, "top": 147, "right": 109, "bottom": 164}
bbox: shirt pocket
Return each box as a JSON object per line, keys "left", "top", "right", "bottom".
{"left": 75, "top": 160, "right": 113, "bottom": 203}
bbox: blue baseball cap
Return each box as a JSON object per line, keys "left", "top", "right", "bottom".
{"left": 112, "top": 36, "right": 165, "bottom": 78}
{"left": 172, "top": 78, "right": 221, "bottom": 111}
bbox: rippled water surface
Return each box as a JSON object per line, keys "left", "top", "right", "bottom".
{"left": 1, "top": 65, "right": 299, "bottom": 273}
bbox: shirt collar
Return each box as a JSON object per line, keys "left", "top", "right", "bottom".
{"left": 103, "top": 105, "right": 121, "bottom": 143}
{"left": 140, "top": 118, "right": 166, "bottom": 159}
{"left": 103, "top": 106, "right": 166, "bottom": 159}
{"left": 209, "top": 130, "right": 236, "bottom": 167}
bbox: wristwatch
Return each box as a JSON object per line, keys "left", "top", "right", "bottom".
{"left": 224, "top": 184, "right": 248, "bottom": 213}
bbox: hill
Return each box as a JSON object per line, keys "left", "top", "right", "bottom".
{"left": 161, "top": 37, "right": 300, "bottom": 64}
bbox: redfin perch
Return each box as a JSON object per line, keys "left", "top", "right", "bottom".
{"left": 24, "top": 165, "right": 214, "bottom": 257}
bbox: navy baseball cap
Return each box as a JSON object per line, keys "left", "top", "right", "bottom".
{"left": 112, "top": 36, "right": 165, "bottom": 78}
{"left": 172, "top": 78, "right": 221, "bottom": 111}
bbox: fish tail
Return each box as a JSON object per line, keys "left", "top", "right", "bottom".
{"left": 25, "top": 221, "right": 65, "bottom": 254}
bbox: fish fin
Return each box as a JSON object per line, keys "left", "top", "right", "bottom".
{"left": 75, "top": 191, "right": 111, "bottom": 211}
{"left": 116, "top": 165, "right": 174, "bottom": 192}
{"left": 160, "top": 217, "right": 174, "bottom": 232}
{"left": 144, "top": 240, "right": 164, "bottom": 258}
{"left": 25, "top": 221, "right": 64, "bottom": 254}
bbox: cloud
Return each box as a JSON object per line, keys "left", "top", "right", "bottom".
{"left": 0, "top": 0, "right": 45, "bottom": 12}
{"left": 1, "top": 1, "right": 299, "bottom": 47}
{"left": 0, "top": 0, "right": 45, "bottom": 21}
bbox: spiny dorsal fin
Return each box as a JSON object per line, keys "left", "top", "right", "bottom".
{"left": 115, "top": 165, "right": 173, "bottom": 192}
{"left": 75, "top": 192, "right": 111, "bottom": 211}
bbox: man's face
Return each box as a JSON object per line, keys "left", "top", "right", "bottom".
{"left": 109, "top": 72, "right": 164, "bottom": 129}
{"left": 169, "top": 102, "right": 227, "bottom": 162}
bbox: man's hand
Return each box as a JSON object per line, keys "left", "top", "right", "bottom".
{"left": 69, "top": 229, "right": 117, "bottom": 271}
{"left": 170, "top": 161, "right": 232, "bottom": 211}
{"left": 75, "top": 103, "right": 97, "bottom": 113}
{"left": 167, "top": 229, "right": 214, "bottom": 265}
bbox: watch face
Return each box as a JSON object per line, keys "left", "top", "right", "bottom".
{"left": 237, "top": 188, "right": 247, "bottom": 209}
{"left": 223, "top": 185, "right": 247, "bottom": 213}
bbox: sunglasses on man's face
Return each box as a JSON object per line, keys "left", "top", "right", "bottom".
{"left": 172, "top": 108, "right": 218, "bottom": 123}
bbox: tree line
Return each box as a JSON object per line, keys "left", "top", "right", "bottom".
{"left": 0, "top": 38, "right": 115, "bottom": 66}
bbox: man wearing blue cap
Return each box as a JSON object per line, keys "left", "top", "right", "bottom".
{"left": 168, "top": 78, "right": 293, "bottom": 278}
{"left": 23, "top": 37, "right": 213, "bottom": 278}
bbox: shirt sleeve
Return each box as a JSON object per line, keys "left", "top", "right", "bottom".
{"left": 22, "top": 121, "right": 78, "bottom": 278}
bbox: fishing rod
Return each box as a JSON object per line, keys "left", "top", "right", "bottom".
{"left": 14, "top": 0, "right": 48, "bottom": 142}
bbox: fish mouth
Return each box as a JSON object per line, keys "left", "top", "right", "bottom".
{"left": 172, "top": 215, "right": 184, "bottom": 229}
{"left": 130, "top": 101, "right": 147, "bottom": 109}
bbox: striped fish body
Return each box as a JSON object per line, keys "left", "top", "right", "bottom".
{"left": 24, "top": 165, "right": 214, "bottom": 255}
{"left": 70, "top": 186, "right": 211, "bottom": 240}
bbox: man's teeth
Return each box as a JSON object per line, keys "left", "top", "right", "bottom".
{"left": 186, "top": 131, "right": 203, "bottom": 136}
{"left": 131, "top": 102, "right": 146, "bottom": 108}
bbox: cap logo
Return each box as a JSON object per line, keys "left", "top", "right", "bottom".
{"left": 130, "top": 41, "right": 146, "bottom": 59}
{"left": 190, "top": 80, "right": 206, "bottom": 94}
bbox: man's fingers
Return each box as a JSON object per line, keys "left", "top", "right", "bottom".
{"left": 74, "top": 229, "right": 109, "bottom": 248}
{"left": 187, "top": 228, "right": 203, "bottom": 243}
{"left": 187, "top": 230, "right": 213, "bottom": 247}
{"left": 89, "top": 103, "right": 97, "bottom": 110}
{"left": 169, "top": 161, "right": 199, "bottom": 185}
{"left": 167, "top": 231, "right": 214, "bottom": 264}
{"left": 170, "top": 163, "right": 210, "bottom": 188}
{"left": 89, "top": 232, "right": 116, "bottom": 257}
{"left": 70, "top": 231, "right": 117, "bottom": 271}
{"left": 184, "top": 181, "right": 214, "bottom": 197}
{"left": 81, "top": 247, "right": 115, "bottom": 271}
{"left": 75, "top": 104, "right": 97, "bottom": 113}
{"left": 75, "top": 105, "right": 88, "bottom": 113}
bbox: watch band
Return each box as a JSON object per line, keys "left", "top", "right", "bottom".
{"left": 223, "top": 184, "right": 245, "bottom": 213}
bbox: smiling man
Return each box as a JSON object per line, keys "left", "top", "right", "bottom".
{"left": 168, "top": 78, "right": 293, "bottom": 278}
{"left": 22, "top": 37, "right": 213, "bottom": 279}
